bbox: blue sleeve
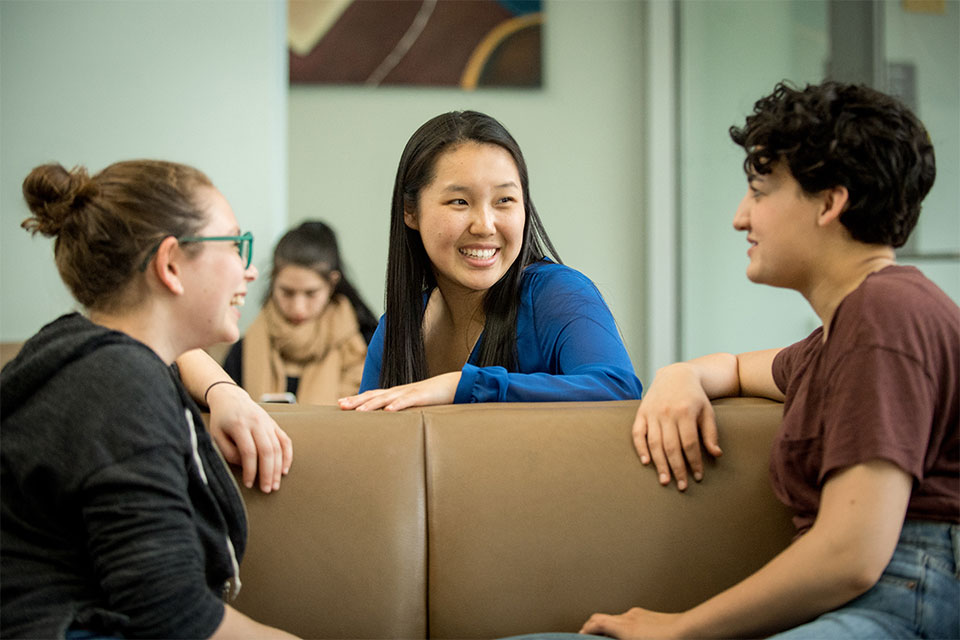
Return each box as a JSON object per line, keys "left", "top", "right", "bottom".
{"left": 453, "top": 265, "right": 642, "bottom": 403}
{"left": 359, "top": 315, "right": 386, "bottom": 392}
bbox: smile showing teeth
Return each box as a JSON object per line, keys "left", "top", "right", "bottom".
{"left": 230, "top": 294, "right": 246, "bottom": 307}
{"left": 460, "top": 247, "right": 497, "bottom": 260}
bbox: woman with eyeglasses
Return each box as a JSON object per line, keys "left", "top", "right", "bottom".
{"left": 0, "top": 160, "right": 297, "bottom": 639}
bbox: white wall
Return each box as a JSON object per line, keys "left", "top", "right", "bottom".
{"left": 287, "top": 0, "right": 648, "bottom": 375}
{"left": 0, "top": 0, "right": 288, "bottom": 340}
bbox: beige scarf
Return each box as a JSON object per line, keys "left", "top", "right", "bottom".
{"left": 242, "top": 294, "right": 366, "bottom": 405}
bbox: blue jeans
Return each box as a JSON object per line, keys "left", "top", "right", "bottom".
{"left": 65, "top": 631, "right": 124, "bottom": 640}
{"left": 770, "top": 520, "right": 959, "bottom": 639}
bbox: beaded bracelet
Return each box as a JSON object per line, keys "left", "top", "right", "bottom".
{"left": 203, "top": 380, "right": 239, "bottom": 405}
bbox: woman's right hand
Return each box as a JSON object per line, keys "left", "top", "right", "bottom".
{"left": 632, "top": 363, "right": 723, "bottom": 491}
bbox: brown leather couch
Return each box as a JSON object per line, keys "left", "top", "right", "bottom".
{"left": 230, "top": 398, "right": 795, "bottom": 639}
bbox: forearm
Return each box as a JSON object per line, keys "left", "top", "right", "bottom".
{"left": 211, "top": 605, "right": 299, "bottom": 639}
{"left": 456, "top": 364, "right": 643, "bottom": 403}
{"left": 677, "top": 461, "right": 909, "bottom": 638}
{"left": 677, "top": 531, "right": 875, "bottom": 638}
{"left": 654, "top": 348, "right": 783, "bottom": 400}
{"left": 656, "top": 353, "right": 740, "bottom": 399}
{"left": 177, "top": 348, "right": 291, "bottom": 493}
{"left": 176, "top": 349, "right": 234, "bottom": 405}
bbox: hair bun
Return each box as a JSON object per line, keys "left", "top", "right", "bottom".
{"left": 21, "top": 163, "right": 99, "bottom": 237}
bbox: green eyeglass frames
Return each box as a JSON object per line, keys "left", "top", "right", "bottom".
{"left": 139, "top": 231, "right": 254, "bottom": 272}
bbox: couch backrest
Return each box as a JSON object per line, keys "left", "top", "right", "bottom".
{"left": 423, "top": 399, "right": 794, "bottom": 638}
{"left": 1, "top": 342, "right": 23, "bottom": 370}
{"left": 231, "top": 398, "right": 794, "bottom": 639}
{"left": 231, "top": 406, "right": 427, "bottom": 639}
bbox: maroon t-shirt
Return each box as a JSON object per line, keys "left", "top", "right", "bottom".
{"left": 771, "top": 265, "right": 959, "bottom": 534}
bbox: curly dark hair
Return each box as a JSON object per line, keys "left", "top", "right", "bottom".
{"left": 729, "top": 81, "right": 936, "bottom": 248}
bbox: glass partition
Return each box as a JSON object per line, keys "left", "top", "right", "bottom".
{"left": 677, "top": 0, "right": 958, "bottom": 359}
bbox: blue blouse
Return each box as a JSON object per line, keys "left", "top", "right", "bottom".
{"left": 359, "top": 260, "right": 642, "bottom": 402}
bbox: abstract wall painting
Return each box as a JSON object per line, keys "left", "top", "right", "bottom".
{"left": 289, "top": 0, "right": 543, "bottom": 89}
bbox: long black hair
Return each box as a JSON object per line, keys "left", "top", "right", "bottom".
{"left": 380, "top": 111, "right": 561, "bottom": 388}
{"left": 266, "top": 220, "right": 378, "bottom": 342}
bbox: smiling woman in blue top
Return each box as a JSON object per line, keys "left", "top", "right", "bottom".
{"left": 339, "top": 111, "right": 642, "bottom": 411}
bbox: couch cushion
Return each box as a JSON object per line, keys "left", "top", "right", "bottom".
{"left": 422, "top": 398, "right": 794, "bottom": 639}
{"left": 230, "top": 405, "right": 427, "bottom": 639}
{"left": 1, "top": 341, "right": 23, "bottom": 369}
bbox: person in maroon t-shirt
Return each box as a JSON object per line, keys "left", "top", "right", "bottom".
{"left": 580, "top": 82, "right": 959, "bottom": 639}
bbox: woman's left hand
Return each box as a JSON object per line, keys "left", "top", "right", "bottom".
{"left": 338, "top": 372, "right": 461, "bottom": 412}
{"left": 206, "top": 382, "right": 294, "bottom": 493}
{"left": 580, "top": 608, "right": 684, "bottom": 639}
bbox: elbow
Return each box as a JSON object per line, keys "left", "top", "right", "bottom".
{"left": 826, "top": 543, "right": 890, "bottom": 602}
{"left": 609, "top": 370, "right": 644, "bottom": 400}
{"left": 730, "top": 352, "right": 749, "bottom": 397}
{"left": 843, "top": 560, "right": 886, "bottom": 598}
{"left": 806, "top": 523, "right": 893, "bottom": 603}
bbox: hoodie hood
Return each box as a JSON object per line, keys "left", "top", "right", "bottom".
{"left": 1, "top": 313, "right": 142, "bottom": 420}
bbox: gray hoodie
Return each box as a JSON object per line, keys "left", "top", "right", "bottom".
{"left": 1, "top": 313, "right": 246, "bottom": 639}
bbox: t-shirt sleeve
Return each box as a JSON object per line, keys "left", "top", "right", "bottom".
{"left": 359, "top": 315, "right": 386, "bottom": 393}
{"left": 772, "top": 346, "right": 793, "bottom": 395}
{"left": 819, "top": 344, "right": 936, "bottom": 483}
{"left": 773, "top": 329, "right": 822, "bottom": 395}
{"left": 454, "top": 266, "right": 643, "bottom": 403}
